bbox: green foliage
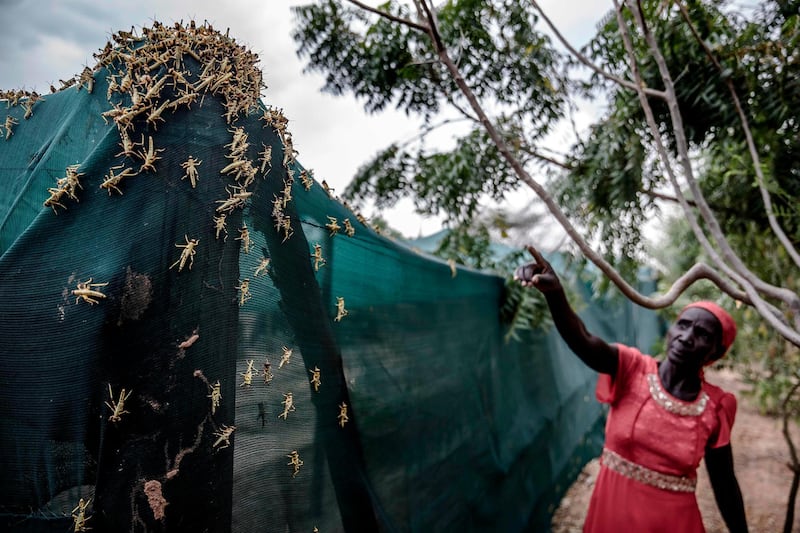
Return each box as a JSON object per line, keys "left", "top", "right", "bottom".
{"left": 344, "top": 143, "right": 410, "bottom": 208}
{"left": 648, "top": 213, "right": 703, "bottom": 276}
{"left": 583, "top": 0, "right": 800, "bottom": 238}
{"left": 586, "top": 1, "right": 745, "bottom": 145}
{"left": 491, "top": 246, "right": 555, "bottom": 344}
{"left": 719, "top": 301, "right": 800, "bottom": 417}
{"left": 433, "top": 223, "right": 494, "bottom": 270}
{"left": 294, "top": 0, "right": 799, "bottom": 262}
{"left": 418, "top": 222, "right": 553, "bottom": 342}
{"left": 293, "top": 0, "right": 439, "bottom": 115}
{"left": 694, "top": 2, "right": 800, "bottom": 244}
{"left": 556, "top": 109, "right": 656, "bottom": 265}
{"left": 499, "top": 274, "right": 552, "bottom": 343}
{"left": 345, "top": 127, "right": 515, "bottom": 223}
{"left": 434, "top": 0, "right": 564, "bottom": 126}
{"left": 368, "top": 214, "right": 407, "bottom": 240}
{"left": 293, "top": 0, "right": 564, "bottom": 228}
{"left": 293, "top": 0, "right": 564, "bottom": 121}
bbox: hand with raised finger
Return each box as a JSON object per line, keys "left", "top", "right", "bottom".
{"left": 514, "top": 245, "right": 563, "bottom": 293}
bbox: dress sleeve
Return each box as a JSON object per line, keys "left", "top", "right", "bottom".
{"left": 708, "top": 392, "right": 737, "bottom": 449}
{"left": 596, "top": 344, "right": 640, "bottom": 404}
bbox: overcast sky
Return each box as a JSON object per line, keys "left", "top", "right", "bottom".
{"left": 0, "top": 0, "right": 609, "bottom": 237}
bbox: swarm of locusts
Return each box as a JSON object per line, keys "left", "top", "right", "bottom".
{"left": 93, "top": 20, "right": 270, "bottom": 206}
{"left": 9, "top": 20, "right": 384, "bottom": 288}
{"left": 36, "top": 21, "right": 292, "bottom": 241}
{"left": 90, "top": 22, "right": 306, "bottom": 273}
{"left": 95, "top": 21, "right": 265, "bottom": 130}
{"left": 2, "top": 21, "right": 378, "bottom": 243}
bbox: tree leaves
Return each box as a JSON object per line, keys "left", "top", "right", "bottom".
{"left": 293, "top": 0, "right": 441, "bottom": 115}
{"left": 293, "top": 0, "right": 799, "bottom": 286}
{"left": 293, "top": 0, "right": 565, "bottom": 122}
{"left": 345, "top": 126, "right": 516, "bottom": 223}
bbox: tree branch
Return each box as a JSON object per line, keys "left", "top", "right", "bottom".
{"left": 443, "top": 94, "right": 479, "bottom": 123}
{"left": 346, "top": 0, "right": 430, "bottom": 33}
{"left": 343, "top": 0, "right": 800, "bottom": 342}
{"left": 416, "top": 0, "right": 445, "bottom": 54}
{"left": 406, "top": 0, "right": 757, "bottom": 312}
{"left": 394, "top": 116, "right": 470, "bottom": 151}
{"left": 518, "top": 145, "right": 571, "bottom": 170}
{"left": 642, "top": 190, "right": 756, "bottom": 220}
{"left": 645, "top": 189, "right": 695, "bottom": 207}
{"left": 530, "top": 1, "right": 667, "bottom": 99}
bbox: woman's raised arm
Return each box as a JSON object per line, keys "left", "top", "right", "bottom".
{"left": 515, "top": 245, "right": 618, "bottom": 376}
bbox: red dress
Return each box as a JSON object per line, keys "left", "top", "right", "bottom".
{"left": 583, "top": 345, "right": 737, "bottom": 533}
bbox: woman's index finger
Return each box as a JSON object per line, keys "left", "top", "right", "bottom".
{"left": 526, "top": 245, "right": 546, "bottom": 265}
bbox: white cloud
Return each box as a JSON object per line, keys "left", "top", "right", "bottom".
{"left": 537, "top": 0, "right": 611, "bottom": 46}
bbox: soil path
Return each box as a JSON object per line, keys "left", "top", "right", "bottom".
{"left": 551, "top": 368, "right": 799, "bottom": 532}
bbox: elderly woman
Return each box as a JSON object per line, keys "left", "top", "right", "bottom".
{"left": 515, "top": 246, "right": 748, "bottom": 533}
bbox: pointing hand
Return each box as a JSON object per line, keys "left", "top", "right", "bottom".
{"left": 514, "top": 245, "right": 562, "bottom": 293}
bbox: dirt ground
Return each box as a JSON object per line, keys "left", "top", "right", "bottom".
{"left": 551, "top": 368, "right": 800, "bottom": 532}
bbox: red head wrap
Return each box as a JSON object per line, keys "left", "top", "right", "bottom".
{"left": 680, "top": 301, "right": 737, "bottom": 356}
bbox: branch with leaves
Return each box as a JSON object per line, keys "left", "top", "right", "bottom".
{"left": 322, "top": 0, "right": 800, "bottom": 347}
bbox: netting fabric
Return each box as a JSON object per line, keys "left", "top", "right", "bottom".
{"left": 0, "top": 22, "right": 661, "bottom": 532}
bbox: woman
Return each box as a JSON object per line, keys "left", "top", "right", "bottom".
{"left": 515, "top": 245, "right": 748, "bottom": 532}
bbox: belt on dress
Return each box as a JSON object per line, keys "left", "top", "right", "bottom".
{"left": 600, "top": 448, "right": 696, "bottom": 493}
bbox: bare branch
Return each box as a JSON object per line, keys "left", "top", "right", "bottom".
{"left": 675, "top": 1, "right": 800, "bottom": 270}
{"left": 645, "top": 189, "right": 695, "bottom": 207}
{"left": 530, "top": 1, "right": 667, "bottom": 99}
{"left": 417, "top": 0, "right": 446, "bottom": 53}
{"left": 346, "top": 0, "right": 429, "bottom": 33}
{"left": 443, "top": 95, "right": 478, "bottom": 123}
{"left": 394, "top": 116, "right": 470, "bottom": 151}
{"left": 649, "top": 263, "right": 749, "bottom": 306}
{"left": 518, "top": 145, "right": 571, "bottom": 170}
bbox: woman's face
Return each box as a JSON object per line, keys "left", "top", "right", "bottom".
{"left": 665, "top": 307, "right": 722, "bottom": 368}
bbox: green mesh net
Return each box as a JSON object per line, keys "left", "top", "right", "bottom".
{"left": 0, "top": 22, "right": 662, "bottom": 532}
